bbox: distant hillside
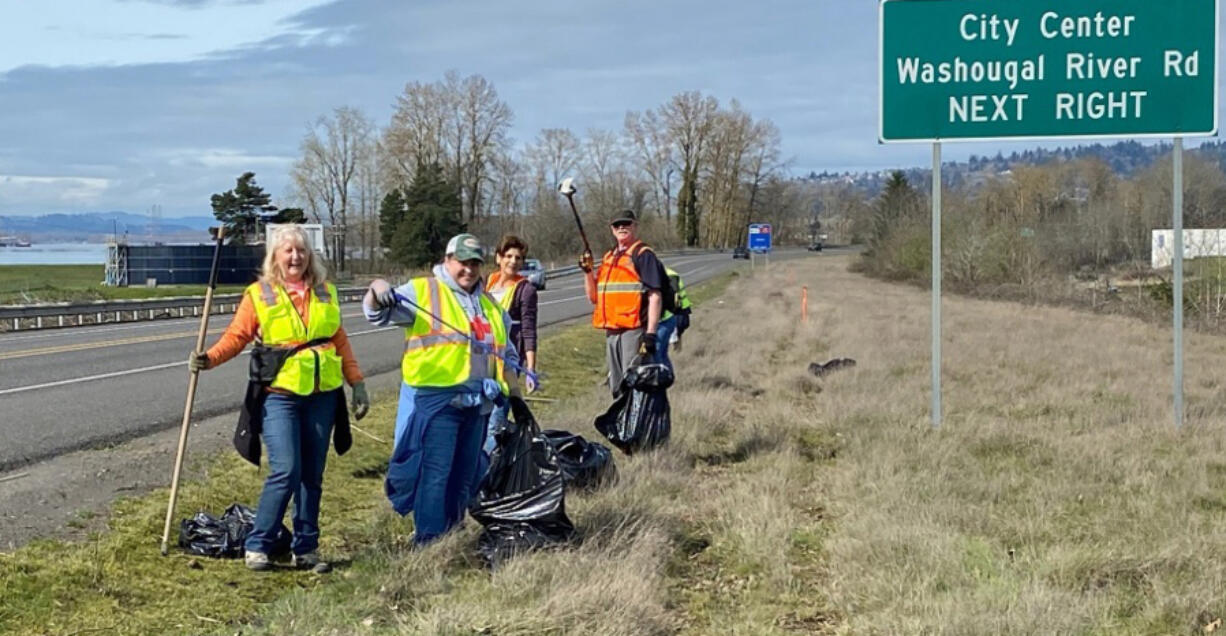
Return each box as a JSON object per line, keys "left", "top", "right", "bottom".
{"left": 805, "top": 140, "right": 1226, "bottom": 195}
{"left": 0, "top": 212, "right": 215, "bottom": 243}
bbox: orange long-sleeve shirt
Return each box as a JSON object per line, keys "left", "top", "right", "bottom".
{"left": 205, "top": 287, "right": 364, "bottom": 386}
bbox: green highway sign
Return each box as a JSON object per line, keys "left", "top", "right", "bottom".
{"left": 879, "top": 0, "right": 1219, "bottom": 143}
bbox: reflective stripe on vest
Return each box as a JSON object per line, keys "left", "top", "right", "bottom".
{"left": 593, "top": 241, "right": 647, "bottom": 330}
{"left": 400, "top": 277, "right": 509, "bottom": 394}
{"left": 248, "top": 280, "right": 344, "bottom": 395}
{"left": 493, "top": 278, "right": 523, "bottom": 312}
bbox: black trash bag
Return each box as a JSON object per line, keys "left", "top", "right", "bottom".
{"left": 178, "top": 503, "right": 290, "bottom": 559}
{"left": 470, "top": 397, "right": 575, "bottom": 567}
{"left": 541, "top": 429, "right": 618, "bottom": 490}
{"left": 594, "top": 360, "right": 674, "bottom": 455}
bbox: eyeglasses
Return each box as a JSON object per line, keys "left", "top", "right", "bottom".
{"left": 611, "top": 221, "right": 633, "bottom": 229}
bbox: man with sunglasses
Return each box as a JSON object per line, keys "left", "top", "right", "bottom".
{"left": 580, "top": 209, "right": 668, "bottom": 396}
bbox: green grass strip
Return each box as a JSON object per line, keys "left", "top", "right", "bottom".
{"left": 0, "top": 271, "right": 740, "bottom": 636}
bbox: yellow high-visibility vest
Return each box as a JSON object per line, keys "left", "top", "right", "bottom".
{"left": 662, "top": 267, "right": 692, "bottom": 322}
{"left": 248, "top": 280, "right": 344, "bottom": 395}
{"left": 401, "top": 277, "right": 509, "bottom": 394}
{"left": 492, "top": 277, "right": 523, "bottom": 312}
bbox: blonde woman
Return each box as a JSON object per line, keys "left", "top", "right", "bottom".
{"left": 191, "top": 225, "right": 369, "bottom": 572}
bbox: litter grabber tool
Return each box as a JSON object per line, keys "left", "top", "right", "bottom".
{"left": 390, "top": 290, "right": 542, "bottom": 387}
{"left": 557, "top": 178, "right": 592, "bottom": 257}
{"left": 161, "top": 226, "right": 225, "bottom": 556}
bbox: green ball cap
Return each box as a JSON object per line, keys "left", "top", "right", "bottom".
{"left": 446, "top": 233, "right": 485, "bottom": 262}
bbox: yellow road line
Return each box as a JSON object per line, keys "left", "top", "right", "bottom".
{"left": 0, "top": 309, "right": 370, "bottom": 361}
{"left": 0, "top": 327, "right": 226, "bottom": 361}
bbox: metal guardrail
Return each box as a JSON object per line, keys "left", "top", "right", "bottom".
{"left": 0, "top": 287, "right": 368, "bottom": 332}
{"left": 0, "top": 248, "right": 729, "bottom": 332}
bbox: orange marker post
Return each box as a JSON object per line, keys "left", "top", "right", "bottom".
{"left": 801, "top": 286, "right": 809, "bottom": 323}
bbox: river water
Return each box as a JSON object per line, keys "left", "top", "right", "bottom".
{"left": 0, "top": 243, "right": 108, "bottom": 265}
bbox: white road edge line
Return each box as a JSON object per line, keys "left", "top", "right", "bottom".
{"left": 0, "top": 325, "right": 401, "bottom": 397}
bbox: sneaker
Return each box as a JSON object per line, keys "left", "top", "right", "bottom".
{"left": 292, "top": 551, "right": 332, "bottom": 573}
{"left": 244, "top": 550, "right": 272, "bottom": 571}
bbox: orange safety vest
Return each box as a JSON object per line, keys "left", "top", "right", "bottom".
{"left": 593, "top": 240, "right": 651, "bottom": 330}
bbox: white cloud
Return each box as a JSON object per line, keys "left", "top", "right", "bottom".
{"left": 171, "top": 149, "right": 297, "bottom": 170}
{"left": 0, "top": 0, "right": 335, "bottom": 72}
{"left": 0, "top": 175, "right": 111, "bottom": 205}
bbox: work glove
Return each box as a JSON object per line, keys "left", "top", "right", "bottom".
{"left": 369, "top": 279, "right": 397, "bottom": 308}
{"left": 188, "top": 351, "right": 210, "bottom": 373}
{"left": 578, "top": 250, "right": 594, "bottom": 274}
{"left": 525, "top": 371, "right": 539, "bottom": 394}
{"left": 351, "top": 381, "right": 370, "bottom": 421}
{"left": 639, "top": 332, "right": 658, "bottom": 357}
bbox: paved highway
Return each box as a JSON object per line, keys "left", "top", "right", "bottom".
{"left": 0, "top": 250, "right": 817, "bottom": 470}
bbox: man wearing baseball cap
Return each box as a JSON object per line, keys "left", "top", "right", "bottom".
{"left": 364, "top": 233, "right": 521, "bottom": 546}
{"left": 579, "top": 209, "right": 668, "bottom": 396}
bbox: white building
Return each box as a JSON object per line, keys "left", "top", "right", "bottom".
{"left": 1151, "top": 229, "right": 1226, "bottom": 269}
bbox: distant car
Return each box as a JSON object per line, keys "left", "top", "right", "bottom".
{"left": 807, "top": 242, "right": 823, "bottom": 252}
{"left": 521, "top": 258, "right": 546, "bottom": 290}
{"left": 732, "top": 246, "right": 750, "bottom": 260}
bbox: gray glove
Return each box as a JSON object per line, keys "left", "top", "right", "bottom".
{"left": 188, "top": 351, "right": 210, "bottom": 373}
{"left": 369, "top": 279, "right": 396, "bottom": 308}
{"left": 351, "top": 381, "right": 370, "bottom": 421}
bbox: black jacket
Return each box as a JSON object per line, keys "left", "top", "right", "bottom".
{"left": 233, "top": 384, "right": 352, "bottom": 466}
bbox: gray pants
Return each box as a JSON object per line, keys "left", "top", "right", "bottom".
{"left": 605, "top": 328, "right": 643, "bottom": 397}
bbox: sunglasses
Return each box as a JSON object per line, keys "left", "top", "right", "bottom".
{"left": 611, "top": 221, "right": 634, "bottom": 229}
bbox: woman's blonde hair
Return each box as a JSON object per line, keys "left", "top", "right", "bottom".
{"left": 261, "top": 225, "right": 327, "bottom": 288}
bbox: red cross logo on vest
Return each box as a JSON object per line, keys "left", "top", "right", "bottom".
{"left": 470, "top": 315, "right": 492, "bottom": 345}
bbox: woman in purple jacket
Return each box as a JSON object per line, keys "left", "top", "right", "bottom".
{"left": 484, "top": 235, "right": 539, "bottom": 452}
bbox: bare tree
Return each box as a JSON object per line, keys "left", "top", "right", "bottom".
{"left": 489, "top": 146, "right": 528, "bottom": 219}
{"left": 660, "top": 91, "right": 719, "bottom": 246}
{"left": 527, "top": 128, "right": 582, "bottom": 193}
{"left": 383, "top": 81, "right": 448, "bottom": 188}
{"left": 624, "top": 109, "right": 675, "bottom": 220}
{"left": 458, "top": 74, "right": 513, "bottom": 221}
{"left": 290, "top": 106, "right": 376, "bottom": 274}
{"left": 738, "top": 119, "right": 783, "bottom": 246}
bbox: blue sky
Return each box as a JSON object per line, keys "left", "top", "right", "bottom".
{"left": 0, "top": 0, "right": 1219, "bottom": 217}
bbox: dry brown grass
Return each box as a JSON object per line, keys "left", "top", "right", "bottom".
{"left": 805, "top": 254, "right": 1226, "bottom": 634}
{"left": 37, "top": 252, "right": 1226, "bottom": 634}
{"left": 225, "top": 269, "right": 836, "bottom": 635}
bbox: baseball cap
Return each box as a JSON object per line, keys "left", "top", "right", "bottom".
{"left": 445, "top": 233, "right": 486, "bottom": 262}
{"left": 610, "top": 209, "right": 637, "bottom": 224}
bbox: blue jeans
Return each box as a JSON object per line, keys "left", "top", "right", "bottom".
{"left": 484, "top": 401, "right": 508, "bottom": 455}
{"left": 246, "top": 390, "right": 336, "bottom": 556}
{"left": 656, "top": 316, "right": 677, "bottom": 370}
{"left": 413, "top": 403, "right": 486, "bottom": 545}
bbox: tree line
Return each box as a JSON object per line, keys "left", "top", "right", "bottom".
{"left": 238, "top": 71, "right": 819, "bottom": 272}
{"left": 847, "top": 152, "right": 1226, "bottom": 329}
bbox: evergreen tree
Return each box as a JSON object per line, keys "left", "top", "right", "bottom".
{"left": 274, "top": 207, "right": 306, "bottom": 224}
{"left": 210, "top": 172, "right": 277, "bottom": 244}
{"left": 378, "top": 188, "right": 406, "bottom": 250}
{"left": 869, "top": 171, "right": 920, "bottom": 253}
{"left": 389, "top": 163, "right": 465, "bottom": 268}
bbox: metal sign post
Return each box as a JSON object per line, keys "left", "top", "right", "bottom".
{"left": 748, "top": 223, "right": 772, "bottom": 272}
{"left": 932, "top": 143, "right": 942, "bottom": 429}
{"left": 1174, "top": 137, "right": 1184, "bottom": 429}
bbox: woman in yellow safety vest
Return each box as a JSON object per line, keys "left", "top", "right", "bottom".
{"left": 482, "top": 235, "right": 539, "bottom": 453}
{"left": 190, "top": 225, "right": 369, "bottom": 573}
{"left": 364, "top": 233, "right": 521, "bottom": 547}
